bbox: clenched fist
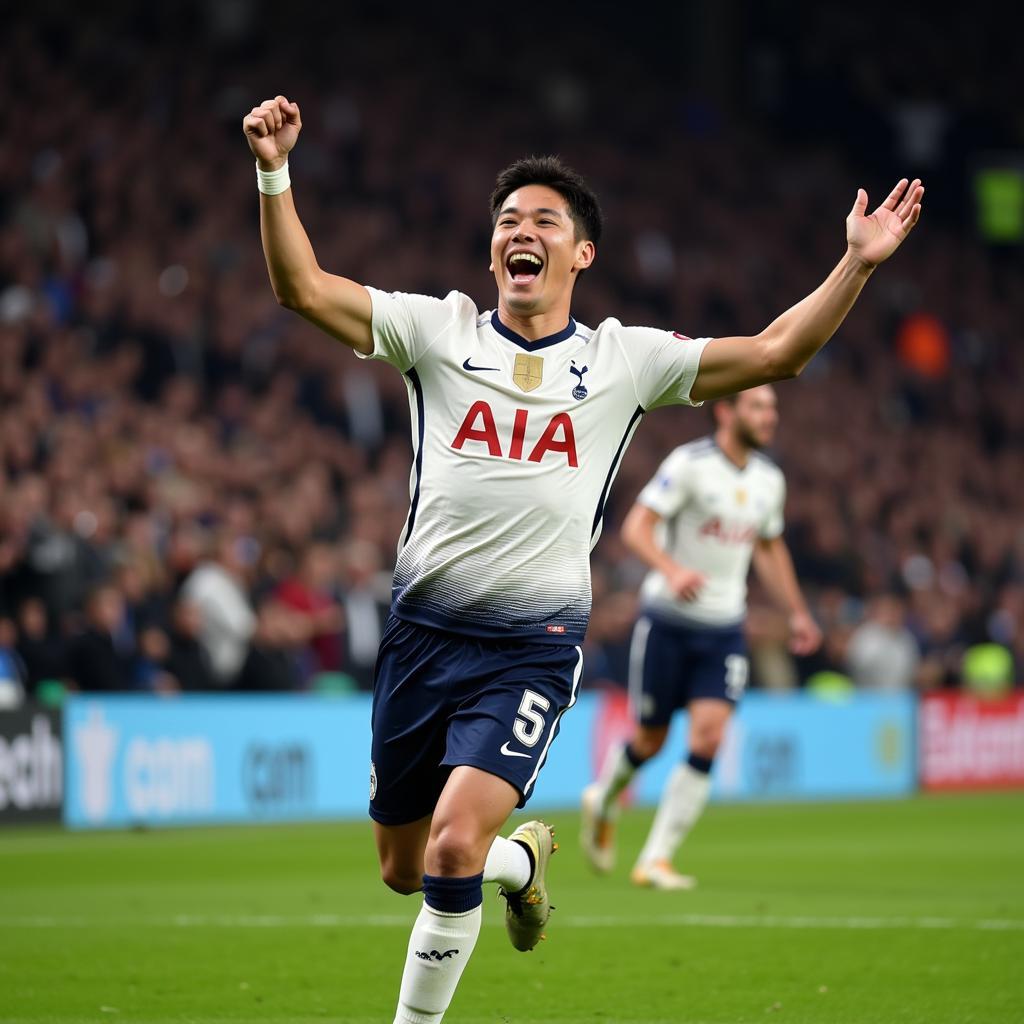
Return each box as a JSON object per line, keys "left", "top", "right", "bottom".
{"left": 243, "top": 96, "right": 302, "bottom": 171}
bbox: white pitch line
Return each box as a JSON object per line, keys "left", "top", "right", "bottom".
{"left": 2, "top": 913, "right": 1023, "bottom": 932}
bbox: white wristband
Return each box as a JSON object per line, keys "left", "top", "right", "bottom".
{"left": 256, "top": 160, "right": 291, "bottom": 196}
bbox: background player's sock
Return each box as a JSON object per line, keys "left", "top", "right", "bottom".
{"left": 393, "top": 874, "right": 483, "bottom": 1024}
{"left": 636, "top": 755, "right": 712, "bottom": 865}
{"left": 594, "top": 741, "right": 648, "bottom": 814}
{"left": 483, "top": 835, "right": 531, "bottom": 892}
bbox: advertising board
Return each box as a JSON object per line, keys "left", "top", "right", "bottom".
{"left": 0, "top": 707, "right": 63, "bottom": 824}
{"left": 920, "top": 691, "right": 1024, "bottom": 790}
{"left": 64, "top": 689, "right": 917, "bottom": 829}
{"left": 65, "top": 695, "right": 372, "bottom": 829}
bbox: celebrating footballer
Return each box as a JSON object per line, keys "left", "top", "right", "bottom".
{"left": 243, "top": 93, "right": 923, "bottom": 1024}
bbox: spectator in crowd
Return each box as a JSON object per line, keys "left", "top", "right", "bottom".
{"left": 237, "top": 596, "right": 305, "bottom": 692}
{"left": 14, "top": 597, "right": 68, "bottom": 695}
{"left": 274, "top": 540, "right": 344, "bottom": 682}
{"left": 67, "top": 585, "right": 134, "bottom": 692}
{"left": 845, "top": 593, "right": 921, "bottom": 690}
{"left": 337, "top": 539, "right": 392, "bottom": 690}
{"left": 0, "top": 617, "right": 27, "bottom": 708}
{"left": 162, "top": 596, "right": 218, "bottom": 692}
{"left": 181, "top": 534, "right": 257, "bottom": 687}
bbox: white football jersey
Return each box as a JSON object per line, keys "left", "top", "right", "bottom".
{"left": 358, "top": 287, "right": 710, "bottom": 644}
{"left": 636, "top": 436, "right": 786, "bottom": 626}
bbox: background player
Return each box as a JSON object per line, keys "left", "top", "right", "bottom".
{"left": 244, "top": 93, "right": 921, "bottom": 1024}
{"left": 581, "top": 386, "right": 822, "bottom": 889}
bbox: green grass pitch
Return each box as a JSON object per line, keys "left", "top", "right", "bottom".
{"left": 2, "top": 792, "right": 1022, "bottom": 1023}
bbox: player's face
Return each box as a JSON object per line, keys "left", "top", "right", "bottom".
{"left": 490, "top": 185, "right": 595, "bottom": 315}
{"left": 732, "top": 385, "right": 778, "bottom": 449}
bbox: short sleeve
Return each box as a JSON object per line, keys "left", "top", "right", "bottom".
{"left": 359, "top": 287, "right": 459, "bottom": 371}
{"left": 760, "top": 472, "right": 786, "bottom": 539}
{"left": 636, "top": 447, "right": 692, "bottom": 519}
{"left": 619, "top": 327, "right": 711, "bottom": 410}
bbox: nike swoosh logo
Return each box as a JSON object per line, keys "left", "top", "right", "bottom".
{"left": 499, "top": 742, "right": 532, "bottom": 759}
{"left": 463, "top": 358, "right": 500, "bottom": 372}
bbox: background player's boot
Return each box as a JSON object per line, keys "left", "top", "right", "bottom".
{"left": 499, "top": 820, "right": 556, "bottom": 951}
{"left": 580, "top": 783, "right": 616, "bottom": 874}
{"left": 630, "top": 859, "right": 697, "bottom": 891}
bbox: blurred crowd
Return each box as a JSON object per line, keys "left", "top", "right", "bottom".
{"left": 1, "top": 2, "right": 1021, "bottom": 703}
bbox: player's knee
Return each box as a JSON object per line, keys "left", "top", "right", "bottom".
{"left": 380, "top": 863, "right": 423, "bottom": 895}
{"left": 690, "top": 725, "right": 725, "bottom": 759}
{"left": 427, "top": 822, "right": 485, "bottom": 877}
{"left": 632, "top": 729, "right": 668, "bottom": 760}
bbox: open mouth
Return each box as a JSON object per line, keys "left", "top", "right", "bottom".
{"left": 506, "top": 251, "right": 544, "bottom": 284}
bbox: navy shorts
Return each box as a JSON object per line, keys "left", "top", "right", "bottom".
{"left": 369, "top": 614, "right": 584, "bottom": 826}
{"left": 628, "top": 611, "right": 748, "bottom": 727}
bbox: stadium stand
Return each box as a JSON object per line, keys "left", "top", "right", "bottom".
{"left": 0, "top": 2, "right": 1020, "bottom": 697}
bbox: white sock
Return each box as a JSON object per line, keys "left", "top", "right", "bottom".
{"left": 593, "top": 742, "right": 639, "bottom": 815}
{"left": 636, "top": 762, "right": 711, "bottom": 866}
{"left": 482, "top": 835, "right": 531, "bottom": 891}
{"left": 394, "top": 902, "right": 482, "bottom": 1024}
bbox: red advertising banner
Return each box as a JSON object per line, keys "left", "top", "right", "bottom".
{"left": 920, "top": 691, "right": 1024, "bottom": 790}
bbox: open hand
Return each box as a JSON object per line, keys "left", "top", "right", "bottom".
{"left": 243, "top": 96, "right": 302, "bottom": 171}
{"left": 847, "top": 178, "right": 924, "bottom": 268}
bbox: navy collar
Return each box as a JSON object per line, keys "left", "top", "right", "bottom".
{"left": 490, "top": 310, "right": 578, "bottom": 352}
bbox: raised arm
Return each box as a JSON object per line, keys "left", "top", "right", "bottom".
{"left": 690, "top": 179, "right": 924, "bottom": 402}
{"left": 243, "top": 96, "right": 373, "bottom": 355}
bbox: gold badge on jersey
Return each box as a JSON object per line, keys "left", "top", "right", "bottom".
{"left": 735, "top": 488, "right": 747, "bottom": 505}
{"left": 513, "top": 354, "right": 544, "bottom": 392}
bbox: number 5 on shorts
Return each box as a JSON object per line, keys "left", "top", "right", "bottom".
{"left": 513, "top": 690, "right": 552, "bottom": 747}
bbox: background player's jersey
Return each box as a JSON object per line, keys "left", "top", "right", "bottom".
{"left": 358, "top": 288, "right": 709, "bottom": 644}
{"left": 636, "top": 436, "right": 785, "bottom": 626}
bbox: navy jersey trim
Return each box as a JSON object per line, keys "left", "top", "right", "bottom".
{"left": 491, "top": 311, "right": 578, "bottom": 351}
{"left": 591, "top": 405, "right": 645, "bottom": 538}
{"left": 403, "top": 368, "right": 426, "bottom": 545}
{"left": 390, "top": 605, "right": 586, "bottom": 646}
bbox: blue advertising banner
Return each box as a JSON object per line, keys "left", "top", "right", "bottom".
{"left": 710, "top": 691, "right": 916, "bottom": 801}
{"left": 65, "top": 695, "right": 373, "bottom": 829}
{"left": 531, "top": 689, "right": 916, "bottom": 808}
{"left": 65, "top": 690, "right": 915, "bottom": 829}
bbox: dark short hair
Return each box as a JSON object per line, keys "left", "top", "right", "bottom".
{"left": 490, "top": 156, "right": 603, "bottom": 244}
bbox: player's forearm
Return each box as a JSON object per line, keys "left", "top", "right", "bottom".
{"left": 259, "top": 188, "right": 324, "bottom": 310}
{"left": 689, "top": 250, "right": 876, "bottom": 401}
{"left": 754, "top": 542, "right": 808, "bottom": 616}
{"left": 630, "top": 537, "right": 680, "bottom": 578}
{"left": 761, "top": 249, "right": 874, "bottom": 377}
{"left": 622, "top": 514, "right": 679, "bottom": 578}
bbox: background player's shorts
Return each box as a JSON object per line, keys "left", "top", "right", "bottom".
{"left": 369, "top": 614, "right": 584, "bottom": 826}
{"left": 628, "top": 610, "right": 748, "bottom": 727}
